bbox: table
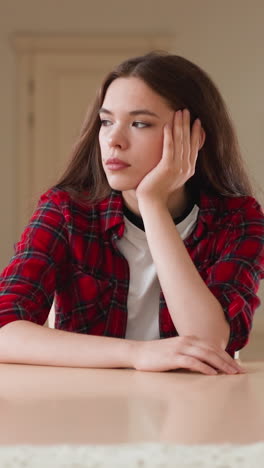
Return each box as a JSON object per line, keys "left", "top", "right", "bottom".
{"left": 0, "top": 361, "right": 264, "bottom": 446}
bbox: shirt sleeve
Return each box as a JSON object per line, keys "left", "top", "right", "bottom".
{"left": 205, "top": 199, "right": 264, "bottom": 355}
{"left": 0, "top": 190, "right": 69, "bottom": 328}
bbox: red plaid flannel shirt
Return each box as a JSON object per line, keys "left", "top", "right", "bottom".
{"left": 0, "top": 187, "right": 263, "bottom": 356}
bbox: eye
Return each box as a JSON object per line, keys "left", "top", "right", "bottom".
{"left": 132, "top": 121, "right": 151, "bottom": 128}
{"left": 100, "top": 119, "right": 112, "bottom": 127}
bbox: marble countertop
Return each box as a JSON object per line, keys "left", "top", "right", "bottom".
{"left": 0, "top": 442, "right": 264, "bottom": 468}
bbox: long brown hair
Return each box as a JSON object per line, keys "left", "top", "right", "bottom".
{"left": 57, "top": 51, "right": 253, "bottom": 202}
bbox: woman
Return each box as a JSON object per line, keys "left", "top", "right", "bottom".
{"left": 0, "top": 52, "right": 263, "bottom": 375}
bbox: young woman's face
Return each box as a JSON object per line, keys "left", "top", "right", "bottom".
{"left": 98, "top": 77, "right": 174, "bottom": 192}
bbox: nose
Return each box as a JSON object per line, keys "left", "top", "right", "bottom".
{"left": 107, "top": 126, "right": 129, "bottom": 150}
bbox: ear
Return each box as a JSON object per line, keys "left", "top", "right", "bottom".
{"left": 199, "top": 127, "right": 206, "bottom": 150}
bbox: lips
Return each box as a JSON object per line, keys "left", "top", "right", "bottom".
{"left": 105, "top": 158, "right": 130, "bottom": 170}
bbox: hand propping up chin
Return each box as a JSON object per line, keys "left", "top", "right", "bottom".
{"left": 136, "top": 109, "right": 204, "bottom": 207}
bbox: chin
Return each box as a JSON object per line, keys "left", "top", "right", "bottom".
{"left": 108, "top": 182, "right": 136, "bottom": 191}
{"left": 106, "top": 177, "right": 138, "bottom": 192}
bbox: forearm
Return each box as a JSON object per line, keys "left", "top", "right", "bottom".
{"left": 0, "top": 319, "right": 243, "bottom": 375}
{"left": 0, "top": 320, "right": 136, "bottom": 368}
{"left": 139, "top": 200, "right": 230, "bottom": 348}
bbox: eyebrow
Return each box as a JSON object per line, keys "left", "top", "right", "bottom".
{"left": 99, "top": 107, "right": 160, "bottom": 118}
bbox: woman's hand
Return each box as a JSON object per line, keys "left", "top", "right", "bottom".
{"left": 132, "top": 335, "right": 245, "bottom": 375}
{"left": 136, "top": 109, "right": 203, "bottom": 206}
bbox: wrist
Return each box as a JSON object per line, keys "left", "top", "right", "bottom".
{"left": 137, "top": 195, "right": 168, "bottom": 214}
{"left": 125, "top": 339, "right": 144, "bottom": 370}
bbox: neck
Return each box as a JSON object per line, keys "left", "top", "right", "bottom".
{"left": 122, "top": 186, "right": 189, "bottom": 219}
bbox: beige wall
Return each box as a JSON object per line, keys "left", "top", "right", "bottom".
{"left": 0, "top": 0, "right": 263, "bottom": 327}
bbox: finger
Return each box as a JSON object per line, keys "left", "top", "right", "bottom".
{"left": 182, "top": 109, "right": 191, "bottom": 168}
{"left": 190, "top": 337, "right": 245, "bottom": 373}
{"left": 173, "top": 110, "right": 183, "bottom": 162}
{"left": 190, "top": 119, "right": 202, "bottom": 167}
{"left": 184, "top": 345, "right": 243, "bottom": 374}
{"left": 162, "top": 123, "right": 174, "bottom": 162}
{"left": 175, "top": 355, "right": 218, "bottom": 376}
{"left": 210, "top": 350, "right": 246, "bottom": 373}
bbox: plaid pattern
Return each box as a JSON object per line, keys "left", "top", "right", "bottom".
{"left": 0, "top": 187, "right": 263, "bottom": 356}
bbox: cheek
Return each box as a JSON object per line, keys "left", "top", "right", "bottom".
{"left": 98, "top": 126, "right": 109, "bottom": 146}
{"left": 98, "top": 132, "right": 104, "bottom": 152}
{"left": 143, "top": 132, "right": 164, "bottom": 167}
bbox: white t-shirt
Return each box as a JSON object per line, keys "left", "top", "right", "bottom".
{"left": 116, "top": 204, "right": 199, "bottom": 340}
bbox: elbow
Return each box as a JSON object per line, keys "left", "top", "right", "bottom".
{"left": 217, "top": 322, "right": 231, "bottom": 351}
{"left": 202, "top": 319, "right": 230, "bottom": 351}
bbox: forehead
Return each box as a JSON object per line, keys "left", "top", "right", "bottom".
{"left": 102, "top": 77, "right": 171, "bottom": 112}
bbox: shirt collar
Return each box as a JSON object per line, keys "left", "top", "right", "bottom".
{"left": 98, "top": 190, "right": 125, "bottom": 234}
{"left": 98, "top": 189, "right": 219, "bottom": 240}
